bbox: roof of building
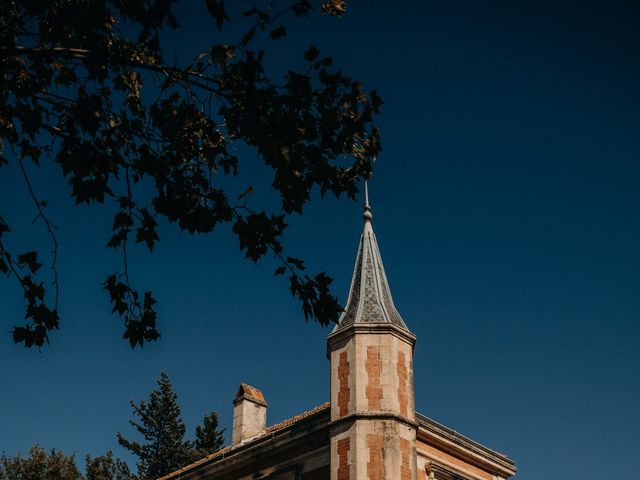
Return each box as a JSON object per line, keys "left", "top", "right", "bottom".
{"left": 157, "top": 403, "right": 330, "bottom": 480}
{"left": 158, "top": 402, "right": 515, "bottom": 480}
{"left": 333, "top": 194, "right": 409, "bottom": 332}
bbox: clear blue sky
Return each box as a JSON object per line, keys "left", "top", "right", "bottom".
{"left": 1, "top": 2, "right": 639, "bottom": 479}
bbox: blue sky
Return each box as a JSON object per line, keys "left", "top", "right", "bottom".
{"left": 1, "top": 1, "right": 639, "bottom": 479}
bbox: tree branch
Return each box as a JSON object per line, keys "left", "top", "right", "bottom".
{"left": 1, "top": 45, "right": 231, "bottom": 99}
{"left": 16, "top": 157, "right": 60, "bottom": 309}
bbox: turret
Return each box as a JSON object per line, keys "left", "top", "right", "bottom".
{"left": 328, "top": 185, "right": 417, "bottom": 480}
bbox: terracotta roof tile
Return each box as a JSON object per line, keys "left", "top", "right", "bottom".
{"left": 157, "top": 402, "right": 330, "bottom": 480}
{"left": 264, "top": 402, "right": 329, "bottom": 435}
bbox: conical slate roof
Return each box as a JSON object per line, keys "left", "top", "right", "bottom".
{"left": 334, "top": 199, "right": 408, "bottom": 331}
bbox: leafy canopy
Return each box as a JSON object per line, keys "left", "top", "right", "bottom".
{"left": 0, "top": 0, "right": 380, "bottom": 348}
{"left": 85, "top": 453, "right": 136, "bottom": 480}
{"left": 0, "top": 446, "right": 134, "bottom": 480}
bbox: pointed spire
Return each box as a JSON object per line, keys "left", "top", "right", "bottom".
{"left": 334, "top": 182, "right": 408, "bottom": 331}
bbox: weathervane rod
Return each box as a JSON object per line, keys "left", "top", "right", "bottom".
{"left": 363, "top": 156, "right": 375, "bottom": 223}
{"left": 365, "top": 180, "right": 370, "bottom": 209}
{"left": 363, "top": 178, "right": 373, "bottom": 222}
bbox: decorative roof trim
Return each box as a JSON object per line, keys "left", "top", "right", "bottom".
{"left": 416, "top": 412, "right": 517, "bottom": 476}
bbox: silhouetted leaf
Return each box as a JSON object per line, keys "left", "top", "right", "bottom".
{"left": 135, "top": 208, "right": 159, "bottom": 251}
{"left": 17, "top": 251, "right": 41, "bottom": 273}
{"left": 205, "top": 0, "right": 230, "bottom": 30}
{"left": 304, "top": 45, "right": 320, "bottom": 61}
{"left": 286, "top": 256, "right": 305, "bottom": 270}
{"left": 240, "top": 27, "right": 256, "bottom": 47}
{"left": 270, "top": 26, "right": 287, "bottom": 41}
{"left": 233, "top": 213, "right": 287, "bottom": 262}
{"left": 292, "top": 0, "right": 312, "bottom": 16}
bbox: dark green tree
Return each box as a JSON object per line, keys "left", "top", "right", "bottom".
{"left": 117, "top": 372, "right": 194, "bottom": 480}
{"left": 193, "top": 411, "right": 225, "bottom": 458}
{"left": 0, "top": 445, "right": 82, "bottom": 480}
{"left": 85, "top": 452, "right": 136, "bottom": 480}
{"left": 0, "top": 0, "right": 380, "bottom": 349}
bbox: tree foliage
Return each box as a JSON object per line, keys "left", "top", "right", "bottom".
{"left": 0, "top": 446, "right": 82, "bottom": 480}
{"left": 194, "top": 411, "right": 225, "bottom": 458}
{"left": 117, "top": 371, "right": 222, "bottom": 479}
{"left": 0, "top": 446, "right": 133, "bottom": 480}
{"left": 0, "top": 0, "right": 381, "bottom": 348}
{"left": 85, "top": 452, "right": 136, "bottom": 480}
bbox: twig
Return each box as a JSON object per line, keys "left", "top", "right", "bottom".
{"left": 122, "top": 165, "right": 142, "bottom": 317}
{"left": 16, "top": 158, "right": 60, "bottom": 309}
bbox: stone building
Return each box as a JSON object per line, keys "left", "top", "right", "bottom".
{"left": 159, "top": 199, "right": 517, "bottom": 480}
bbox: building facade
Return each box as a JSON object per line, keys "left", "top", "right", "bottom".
{"left": 159, "top": 201, "right": 516, "bottom": 480}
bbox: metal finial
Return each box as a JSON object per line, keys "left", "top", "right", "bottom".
{"left": 363, "top": 180, "right": 372, "bottom": 222}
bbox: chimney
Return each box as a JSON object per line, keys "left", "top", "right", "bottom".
{"left": 231, "top": 384, "right": 267, "bottom": 446}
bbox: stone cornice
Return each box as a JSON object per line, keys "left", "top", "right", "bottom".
{"left": 326, "top": 322, "right": 416, "bottom": 357}
{"left": 416, "top": 412, "right": 517, "bottom": 477}
{"left": 328, "top": 411, "right": 419, "bottom": 430}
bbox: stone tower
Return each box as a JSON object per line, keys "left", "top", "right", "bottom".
{"left": 328, "top": 192, "right": 417, "bottom": 480}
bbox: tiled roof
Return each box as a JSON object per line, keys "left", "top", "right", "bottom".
{"left": 334, "top": 209, "right": 408, "bottom": 332}
{"left": 263, "top": 402, "right": 329, "bottom": 435}
{"left": 157, "top": 402, "right": 330, "bottom": 480}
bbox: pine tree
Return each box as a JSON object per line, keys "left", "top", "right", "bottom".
{"left": 117, "top": 372, "right": 193, "bottom": 480}
{"left": 193, "top": 412, "right": 225, "bottom": 458}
